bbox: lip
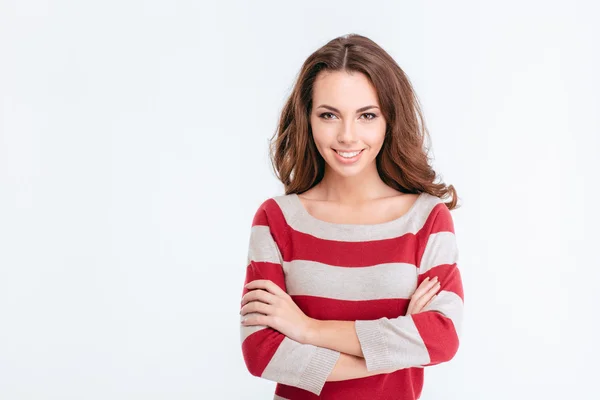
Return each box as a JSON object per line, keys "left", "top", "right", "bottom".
{"left": 333, "top": 149, "right": 365, "bottom": 153}
{"left": 332, "top": 148, "right": 365, "bottom": 164}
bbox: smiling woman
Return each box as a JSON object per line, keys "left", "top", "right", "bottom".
{"left": 239, "top": 33, "right": 463, "bottom": 400}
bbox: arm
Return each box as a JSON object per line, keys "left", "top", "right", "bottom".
{"left": 306, "top": 319, "right": 364, "bottom": 358}
{"left": 354, "top": 204, "right": 464, "bottom": 371}
{"left": 306, "top": 205, "right": 464, "bottom": 371}
{"left": 326, "top": 352, "right": 396, "bottom": 381}
{"left": 240, "top": 201, "right": 340, "bottom": 396}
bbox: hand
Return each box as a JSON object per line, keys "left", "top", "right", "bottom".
{"left": 240, "top": 279, "right": 314, "bottom": 344}
{"left": 406, "top": 276, "right": 440, "bottom": 315}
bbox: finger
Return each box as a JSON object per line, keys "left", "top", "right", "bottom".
{"left": 241, "top": 313, "right": 267, "bottom": 327}
{"left": 412, "top": 282, "right": 441, "bottom": 311}
{"left": 242, "top": 313, "right": 275, "bottom": 329}
{"left": 414, "top": 277, "right": 430, "bottom": 293}
{"left": 245, "top": 279, "right": 287, "bottom": 297}
{"left": 408, "top": 277, "right": 441, "bottom": 315}
{"left": 408, "top": 278, "right": 434, "bottom": 315}
{"left": 240, "top": 293, "right": 272, "bottom": 315}
{"left": 240, "top": 300, "right": 272, "bottom": 317}
{"left": 241, "top": 289, "right": 275, "bottom": 307}
{"left": 412, "top": 277, "right": 438, "bottom": 298}
{"left": 423, "top": 295, "right": 437, "bottom": 310}
{"left": 419, "top": 282, "right": 441, "bottom": 305}
{"left": 427, "top": 281, "right": 441, "bottom": 296}
{"left": 412, "top": 294, "right": 437, "bottom": 315}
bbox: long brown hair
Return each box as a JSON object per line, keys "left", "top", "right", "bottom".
{"left": 268, "top": 33, "right": 460, "bottom": 210}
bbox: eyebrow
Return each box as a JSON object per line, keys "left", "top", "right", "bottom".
{"left": 316, "top": 104, "right": 380, "bottom": 113}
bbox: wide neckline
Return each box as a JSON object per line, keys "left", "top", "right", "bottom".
{"left": 291, "top": 192, "right": 426, "bottom": 229}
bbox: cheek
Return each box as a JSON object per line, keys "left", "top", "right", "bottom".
{"left": 311, "top": 130, "right": 325, "bottom": 149}
{"left": 310, "top": 125, "right": 334, "bottom": 148}
{"left": 309, "top": 131, "right": 328, "bottom": 156}
{"left": 362, "top": 126, "right": 386, "bottom": 148}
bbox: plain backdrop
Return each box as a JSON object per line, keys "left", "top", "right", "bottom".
{"left": 1, "top": 0, "right": 599, "bottom": 399}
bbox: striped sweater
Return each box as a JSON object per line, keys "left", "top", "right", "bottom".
{"left": 239, "top": 192, "right": 464, "bottom": 399}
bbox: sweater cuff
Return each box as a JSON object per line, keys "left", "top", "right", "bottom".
{"left": 297, "top": 346, "right": 341, "bottom": 395}
{"left": 355, "top": 319, "right": 392, "bottom": 371}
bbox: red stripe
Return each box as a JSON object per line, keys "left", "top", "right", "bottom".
{"left": 412, "top": 310, "right": 459, "bottom": 364}
{"left": 262, "top": 197, "right": 430, "bottom": 267}
{"left": 241, "top": 328, "right": 286, "bottom": 377}
{"left": 275, "top": 368, "right": 424, "bottom": 399}
{"left": 289, "top": 229, "right": 419, "bottom": 267}
{"left": 292, "top": 296, "right": 411, "bottom": 320}
{"left": 254, "top": 198, "right": 293, "bottom": 256}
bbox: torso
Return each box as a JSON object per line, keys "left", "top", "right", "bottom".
{"left": 296, "top": 188, "right": 421, "bottom": 225}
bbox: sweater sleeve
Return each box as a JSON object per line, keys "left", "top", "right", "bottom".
{"left": 240, "top": 201, "right": 341, "bottom": 396}
{"left": 354, "top": 204, "right": 464, "bottom": 371}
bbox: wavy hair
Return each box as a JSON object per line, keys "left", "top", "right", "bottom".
{"left": 268, "top": 33, "right": 459, "bottom": 210}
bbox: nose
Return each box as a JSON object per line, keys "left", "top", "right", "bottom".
{"left": 337, "top": 121, "right": 358, "bottom": 144}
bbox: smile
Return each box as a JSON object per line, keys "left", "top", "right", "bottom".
{"left": 333, "top": 148, "right": 365, "bottom": 164}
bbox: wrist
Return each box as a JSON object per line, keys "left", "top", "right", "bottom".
{"left": 303, "top": 318, "right": 320, "bottom": 345}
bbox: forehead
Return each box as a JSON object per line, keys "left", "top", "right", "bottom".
{"left": 312, "top": 70, "right": 379, "bottom": 106}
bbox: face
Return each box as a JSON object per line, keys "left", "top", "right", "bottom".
{"left": 309, "top": 70, "right": 386, "bottom": 179}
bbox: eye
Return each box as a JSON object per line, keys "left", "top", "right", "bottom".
{"left": 319, "top": 112, "right": 337, "bottom": 120}
{"left": 319, "top": 112, "right": 378, "bottom": 120}
{"left": 361, "top": 113, "right": 377, "bottom": 120}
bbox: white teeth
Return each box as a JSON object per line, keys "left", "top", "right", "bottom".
{"left": 336, "top": 150, "right": 362, "bottom": 158}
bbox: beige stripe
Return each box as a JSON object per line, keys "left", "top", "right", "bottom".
{"left": 262, "top": 337, "right": 340, "bottom": 395}
{"left": 247, "top": 225, "right": 283, "bottom": 266}
{"left": 273, "top": 192, "right": 441, "bottom": 242}
{"left": 283, "top": 260, "right": 417, "bottom": 300}
{"left": 419, "top": 231, "right": 459, "bottom": 274}
{"left": 355, "top": 316, "right": 430, "bottom": 371}
{"left": 273, "top": 396, "right": 289, "bottom": 400}
{"left": 423, "top": 290, "right": 464, "bottom": 336}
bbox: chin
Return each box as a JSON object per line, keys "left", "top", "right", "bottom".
{"left": 329, "top": 163, "right": 366, "bottom": 177}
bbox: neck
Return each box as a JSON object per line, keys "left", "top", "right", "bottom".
{"left": 317, "top": 164, "right": 391, "bottom": 206}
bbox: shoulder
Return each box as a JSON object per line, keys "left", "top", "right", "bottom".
{"left": 420, "top": 193, "right": 455, "bottom": 232}
{"left": 250, "top": 194, "right": 295, "bottom": 251}
{"left": 250, "top": 193, "right": 297, "bottom": 226}
{"left": 413, "top": 192, "right": 444, "bottom": 216}
{"left": 405, "top": 192, "right": 453, "bottom": 235}
{"left": 253, "top": 193, "right": 294, "bottom": 214}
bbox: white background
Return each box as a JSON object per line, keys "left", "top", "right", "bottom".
{"left": 1, "top": 1, "right": 599, "bottom": 399}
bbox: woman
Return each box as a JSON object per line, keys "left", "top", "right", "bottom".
{"left": 239, "top": 33, "right": 464, "bottom": 400}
